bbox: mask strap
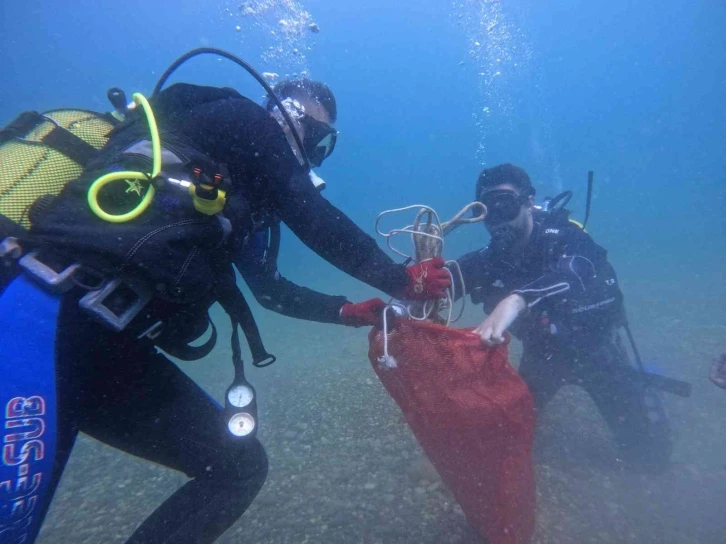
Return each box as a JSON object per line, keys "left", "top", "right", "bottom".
{"left": 271, "top": 98, "right": 308, "bottom": 167}
{"left": 271, "top": 98, "right": 305, "bottom": 128}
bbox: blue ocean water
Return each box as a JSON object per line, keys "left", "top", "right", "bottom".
{"left": 2, "top": 1, "right": 725, "bottom": 542}
{"left": 2, "top": 0, "right": 723, "bottom": 289}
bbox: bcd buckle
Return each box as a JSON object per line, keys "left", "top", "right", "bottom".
{"left": 79, "top": 278, "right": 151, "bottom": 332}
{"left": 0, "top": 237, "right": 22, "bottom": 260}
{"left": 18, "top": 250, "right": 81, "bottom": 294}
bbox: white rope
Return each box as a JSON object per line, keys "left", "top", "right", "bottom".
{"left": 375, "top": 204, "right": 446, "bottom": 260}
{"left": 376, "top": 304, "right": 401, "bottom": 369}
{"left": 375, "top": 202, "right": 487, "bottom": 327}
{"left": 446, "top": 259, "right": 467, "bottom": 323}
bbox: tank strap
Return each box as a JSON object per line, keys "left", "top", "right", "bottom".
{"left": 0, "top": 110, "right": 100, "bottom": 166}
{"left": 41, "top": 124, "right": 99, "bottom": 166}
{"left": 155, "top": 317, "right": 218, "bottom": 361}
{"left": 0, "top": 111, "right": 44, "bottom": 143}
{"left": 215, "top": 269, "right": 275, "bottom": 368}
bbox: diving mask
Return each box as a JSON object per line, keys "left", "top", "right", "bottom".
{"left": 299, "top": 114, "right": 337, "bottom": 167}
{"left": 479, "top": 189, "right": 529, "bottom": 225}
{"left": 271, "top": 98, "right": 337, "bottom": 168}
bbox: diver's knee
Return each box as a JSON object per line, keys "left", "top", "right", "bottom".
{"left": 220, "top": 438, "right": 268, "bottom": 485}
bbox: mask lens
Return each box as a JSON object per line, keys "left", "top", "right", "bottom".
{"left": 480, "top": 191, "right": 524, "bottom": 225}
{"left": 317, "top": 132, "right": 335, "bottom": 155}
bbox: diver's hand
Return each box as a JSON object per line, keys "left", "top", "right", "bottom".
{"left": 396, "top": 257, "right": 451, "bottom": 301}
{"left": 474, "top": 294, "right": 527, "bottom": 345}
{"left": 340, "top": 298, "right": 387, "bottom": 327}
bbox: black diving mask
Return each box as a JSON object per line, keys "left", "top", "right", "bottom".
{"left": 300, "top": 114, "right": 337, "bottom": 167}
{"left": 479, "top": 189, "right": 530, "bottom": 225}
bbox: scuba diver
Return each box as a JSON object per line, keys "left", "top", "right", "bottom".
{"left": 0, "top": 49, "right": 450, "bottom": 544}
{"left": 452, "top": 163, "right": 673, "bottom": 472}
{"left": 235, "top": 78, "right": 387, "bottom": 327}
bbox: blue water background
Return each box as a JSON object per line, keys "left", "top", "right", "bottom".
{"left": 2, "top": 1, "right": 726, "bottom": 541}
{"left": 2, "top": 1, "right": 723, "bottom": 304}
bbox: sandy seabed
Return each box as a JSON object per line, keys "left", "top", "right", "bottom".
{"left": 38, "top": 273, "right": 726, "bottom": 544}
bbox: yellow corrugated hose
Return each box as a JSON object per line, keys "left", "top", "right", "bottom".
{"left": 87, "top": 93, "right": 160, "bottom": 223}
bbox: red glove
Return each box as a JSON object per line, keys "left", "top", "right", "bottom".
{"left": 340, "top": 298, "right": 388, "bottom": 327}
{"left": 397, "top": 256, "right": 451, "bottom": 300}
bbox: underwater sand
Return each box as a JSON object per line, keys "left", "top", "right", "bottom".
{"left": 38, "top": 271, "right": 726, "bottom": 543}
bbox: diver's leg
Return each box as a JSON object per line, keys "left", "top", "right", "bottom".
{"left": 79, "top": 347, "right": 267, "bottom": 544}
{"left": 582, "top": 337, "right": 673, "bottom": 473}
{"left": 0, "top": 390, "right": 79, "bottom": 544}
{"left": 60, "top": 300, "right": 267, "bottom": 544}
{"left": 0, "top": 282, "right": 80, "bottom": 543}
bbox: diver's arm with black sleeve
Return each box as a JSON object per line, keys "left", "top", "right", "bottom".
{"left": 234, "top": 230, "right": 350, "bottom": 324}
{"left": 270, "top": 174, "right": 410, "bottom": 297}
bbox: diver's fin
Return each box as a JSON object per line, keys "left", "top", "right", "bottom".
{"left": 636, "top": 369, "right": 692, "bottom": 398}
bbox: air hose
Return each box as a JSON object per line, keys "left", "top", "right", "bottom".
{"left": 87, "top": 93, "right": 160, "bottom": 223}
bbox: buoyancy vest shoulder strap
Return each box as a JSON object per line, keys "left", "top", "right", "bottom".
{"left": 214, "top": 268, "right": 276, "bottom": 368}
{"left": 1, "top": 111, "right": 101, "bottom": 166}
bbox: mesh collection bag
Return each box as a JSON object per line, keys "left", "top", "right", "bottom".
{"left": 369, "top": 320, "right": 536, "bottom": 543}
{"left": 369, "top": 202, "right": 536, "bottom": 543}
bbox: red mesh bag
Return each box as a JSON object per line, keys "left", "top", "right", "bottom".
{"left": 369, "top": 319, "right": 536, "bottom": 544}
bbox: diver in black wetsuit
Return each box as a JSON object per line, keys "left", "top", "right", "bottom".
{"left": 453, "top": 163, "right": 672, "bottom": 472}
{"left": 0, "top": 77, "right": 450, "bottom": 544}
{"left": 235, "top": 79, "right": 387, "bottom": 328}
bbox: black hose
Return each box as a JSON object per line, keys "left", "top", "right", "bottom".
{"left": 152, "top": 47, "right": 311, "bottom": 171}
{"left": 548, "top": 190, "right": 572, "bottom": 211}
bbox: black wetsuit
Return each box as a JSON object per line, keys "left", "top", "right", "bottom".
{"left": 2, "top": 83, "right": 409, "bottom": 543}
{"left": 236, "top": 219, "right": 349, "bottom": 324}
{"left": 454, "top": 210, "right": 672, "bottom": 471}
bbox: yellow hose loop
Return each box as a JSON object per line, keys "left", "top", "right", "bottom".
{"left": 87, "top": 171, "right": 156, "bottom": 223}
{"left": 133, "top": 93, "right": 162, "bottom": 178}
{"left": 87, "top": 93, "right": 161, "bottom": 223}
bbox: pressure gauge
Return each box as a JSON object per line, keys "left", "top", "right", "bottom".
{"left": 227, "top": 384, "right": 254, "bottom": 408}
{"left": 227, "top": 412, "right": 256, "bottom": 437}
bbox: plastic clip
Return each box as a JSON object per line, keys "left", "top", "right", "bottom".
{"left": 19, "top": 251, "right": 80, "bottom": 293}
{"left": 0, "top": 237, "right": 22, "bottom": 259}
{"left": 79, "top": 278, "right": 151, "bottom": 332}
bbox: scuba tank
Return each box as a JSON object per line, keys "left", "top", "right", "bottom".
{"left": 0, "top": 91, "right": 128, "bottom": 231}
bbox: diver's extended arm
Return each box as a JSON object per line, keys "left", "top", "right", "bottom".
{"left": 180, "top": 95, "right": 436, "bottom": 299}
{"left": 236, "top": 244, "right": 350, "bottom": 324}
{"left": 476, "top": 226, "right": 621, "bottom": 344}
{"left": 272, "top": 173, "right": 411, "bottom": 297}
